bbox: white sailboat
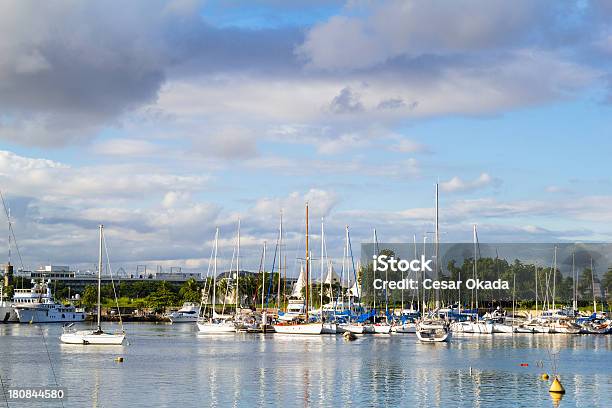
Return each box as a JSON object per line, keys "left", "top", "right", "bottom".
{"left": 60, "top": 225, "right": 125, "bottom": 345}
{"left": 274, "top": 204, "right": 322, "bottom": 335}
{"left": 416, "top": 185, "right": 451, "bottom": 343}
{"left": 197, "top": 227, "right": 236, "bottom": 334}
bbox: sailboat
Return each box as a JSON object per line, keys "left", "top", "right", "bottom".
{"left": 60, "top": 225, "right": 125, "bottom": 345}
{"left": 319, "top": 220, "right": 337, "bottom": 334}
{"left": 416, "top": 184, "right": 451, "bottom": 343}
{"left": 197, "top": 227, "right": 236, "bottom": 334}
{"left": 273, "top": 204, "right": 323, "bottom": 335}
{"left": 371, "top": 229, "right": 391, "bottom": 334}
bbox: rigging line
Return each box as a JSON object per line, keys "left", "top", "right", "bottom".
{"left": 265, "top": 234, "right": 280, "bottom": 309}
{"left": 0, "top": 190, "right": 24, "bottom": 271}
{"left": 255, "top": 243, "right": 265, "bottom": 307}
{"left": 102, "top": 230, "right": 124, "bottom": 334}
{"left": 346, "top": 228, "right": 360, "bottom": 299}
{"left": 200, "top": 236, "right": 216, "bottom": 318}
{"left": 38, "top": 326, "right": 65, "bottom": 408}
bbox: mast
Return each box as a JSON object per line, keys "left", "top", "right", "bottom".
{"left": 345, "top": 225, "right": 351, "bottom": 315}
{"left": 236, "top": 218, "right": 240, "bottom": 315}
{"left": 305, "top": 204, "right": 309, "bottom": 320}
{"left": 535, "top": 266, "right": 538, "bottom": 317}
{"left": 591, "top": 257, "right": 596, "bottom": 314}
{"left": 261, "top": 241, "right": 266, "bottom": 311}
{"left": 422, "top": 236, "right": 427, "bottom": 313}
{"left": 373, "top": 228, "right": 377, "bottom": 313}
{"left": 413, "top": 234, "right": 417, "bottom": 311}
{"left": 435, "top": 183, "right": 440, "bottom": 308}
{"left": 473, "top": 224, "right": 478, "bottom": 311}
{"left": 552, "top": 245, "right": 557, "bottom": 310}
{"left": 213, "top": 227, "right": 218, "bottom": 321}
{"left": 97, "top": 224, "right": 103, "bottom": 332}
{"left": 572, "top": 251, "right": 577, "bottom": 311}
{"left": 320, "top": 219, "right": 324, "bottom": 317}
{"left": 277, "top": 211, "right": 282, "bottom": 309}
{"left": 340, "top": 246, "right": 345, "bottom": 311}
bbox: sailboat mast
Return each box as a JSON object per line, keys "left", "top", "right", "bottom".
{"left": 373, "top": 228, "right": 377, "bottom": 313}
{"left": 97, "top": 224, "right": 103, "bottom": 331}
{"left": 591, "top": 257, "right": 596, "bottom": 314}
{"left": 236, "top": 218, "right": 240, "bottom": 314}
{"left": 261, "top": 241, "right": 266, "bottom": 311}
{"left": 572, "top": 251, "right": 576, "bottom": 311}
{"left": 277, "top": 212, "right": 282, "bottom": 309}
{"left": 305, "top": 204, "right": 309, "bottom": 320}
{"left": 320, "top": 219, "right": 324, "bottom": 316}
{"left": 213, "top": 227, "right": 218, "bottom": 320}
{"left": 535, "top": 266, "right": 538, "bottom": 317}
{"left": 552, "top": 245, "right": 557, "bottom": 310}
{"left": 473, "top": 224, "right": 478, "bottom": 311}
{"left": 435, "top": 183, "right": 440, "bottom": 308}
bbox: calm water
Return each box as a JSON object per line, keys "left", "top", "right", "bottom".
{"left": 0, "top": 323, "right": 610, "bottom": 407}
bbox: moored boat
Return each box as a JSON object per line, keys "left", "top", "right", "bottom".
{"left": 416, "top": 319, "right": 451, "bottom": 343}
{"left": 60, "top": 225, "right": 125, "bottom": 346}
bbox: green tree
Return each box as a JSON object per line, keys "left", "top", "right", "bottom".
{"left": 146, "top": 281, "right": 178, "bottom": 312}
{"left": 179, "top": 278, "right": 201, "bottom": 303}
{"left": 82, "top": 285, "right": 98, "bottom": 309}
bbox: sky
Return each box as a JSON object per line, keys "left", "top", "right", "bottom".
{"left": 0, "top": 0, "right": 611, "bottom": 276}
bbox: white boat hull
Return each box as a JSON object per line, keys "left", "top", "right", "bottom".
{"left": 451, "top": 321, "right": 493, "bottom": 334}
{"left": 321, "top": 323, "right": 337, "bottom": 334}
{"left": 169, "top": 315, "right": 198, "bottom": 323}
{"left": 492, "top": 323, "right": 514, "bottom": 333}
{"left": 273, "top": 323, "right": 323, "bottom": 335}
{"left": 197, "top": 322, "right": 236, "bottom": 333}
{"left": 416, "top": 328, "right": 451, "bottom": 342}
{"left": 60, "top": 330, "right": 125, "bottom": 345}
{"left": 16, "top": 308, "right": 86, "bottom": 323}
{"left": 373, "top": 324, "right": 391, "bottom": 334}
{"left": 392, "top": 323, "right": 416, "bottom": 333}
{"left": 338, "top": 323, "right": 365, "bottom": 334}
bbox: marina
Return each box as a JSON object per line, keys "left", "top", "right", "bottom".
{"left": 2, "top": 1, "right": 612, "bottom": 406}
{"left": 1, "top": 323, "right": 610, "bottom": 407}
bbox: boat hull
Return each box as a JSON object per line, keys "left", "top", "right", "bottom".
{"left": 338, "top": 323, "right": 365, "bottom": 334}
{"left": 16, "top": 308, "right": 86, "bottom": 324}
{"left": 197, "top": 322, "right": 236, "bottom": 333}
{"left": 169, "top": 315, "right": 198, "bottom": 323}
{"left": 373, "top": 324, "right": 391, "bottom": 334}
{"left": 393, "top": 323, "right": 416, "bottom": 334}
{"left": 60, "top": 330, "right": 125, "bottom": 345}
{"left": 416, "top": 329, "right": 451, "bottom": 343}
{"left": 273, "top": 323, "right": 323, "bottom": 335}
{"left": 321, "top": 323, "right": 337, "bottom": 334}
{"left": 492, "top": 323, "right": 514, "bottom": 333}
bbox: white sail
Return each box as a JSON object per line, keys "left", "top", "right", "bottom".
{"left": 291, "top": 264, "right": 307, "bottom": 299}
{"left": 324, "top": 264, "right": 341, "bottom": 285}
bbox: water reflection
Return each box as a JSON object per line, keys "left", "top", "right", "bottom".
{"left": 0, "top": 324, "right": 610, "bottom": 407}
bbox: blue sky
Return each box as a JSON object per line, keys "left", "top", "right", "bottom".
{"left": 0, "top": 0, "right": 611, "bottom": 275}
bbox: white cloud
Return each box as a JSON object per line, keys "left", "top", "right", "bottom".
{"left": 440, "top": 173, "right": 498, "bottom": 193}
